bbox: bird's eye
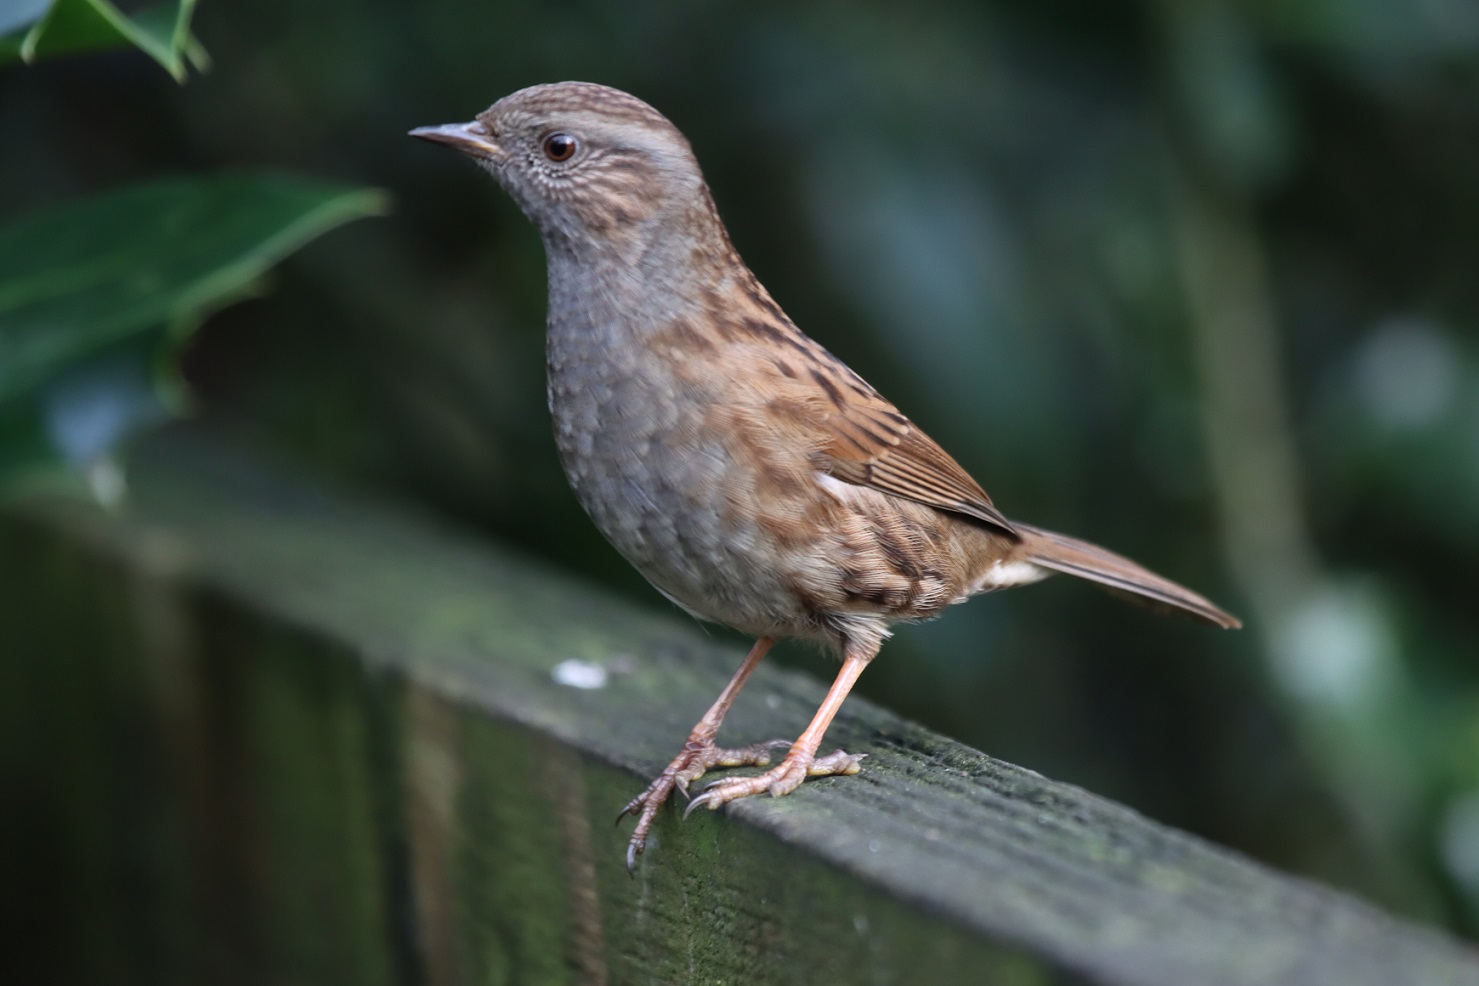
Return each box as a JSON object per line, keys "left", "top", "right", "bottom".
{"left": 542, "top": 132, "right": 577, "bottom": 162}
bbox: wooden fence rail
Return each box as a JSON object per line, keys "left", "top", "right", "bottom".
{"left": 3, "top": 432, "right": 1475, "bottom": 985}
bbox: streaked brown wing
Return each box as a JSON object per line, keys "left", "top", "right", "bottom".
{"left": 797, "top": 355, "right": 1018, "bottom": 537}
{"left": 710, "top": 272, "right": 1019, "bottom": 537}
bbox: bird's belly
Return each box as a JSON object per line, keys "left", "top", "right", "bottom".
{"left": 550, "top": 382, "right": 810, "bottom": 636}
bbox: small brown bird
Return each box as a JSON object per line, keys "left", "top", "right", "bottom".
{"left": 411, "top": 82, "right": 1239, "bottom": 872}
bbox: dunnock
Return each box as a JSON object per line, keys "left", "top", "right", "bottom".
{"left": 411, "top": 82, "right": 1239, "bottom": 872}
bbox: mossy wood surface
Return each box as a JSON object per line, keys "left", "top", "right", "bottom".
{"left": 3, "top": 433, "right": 1476, "bottom": 986}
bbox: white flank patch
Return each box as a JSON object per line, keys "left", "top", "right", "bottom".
{"left": 814, "top": 471, "right": 856, "bottom": 502}
{"left": 974, "top": 560, "right": 1048, "bottom": 591}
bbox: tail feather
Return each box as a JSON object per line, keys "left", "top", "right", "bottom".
{"left": 1015, "top": 523, "right": 1240, "bottom": 629}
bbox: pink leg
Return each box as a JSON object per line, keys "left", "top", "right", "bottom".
{"left": 684, "top": 642, "right": 873, "bottom": 816}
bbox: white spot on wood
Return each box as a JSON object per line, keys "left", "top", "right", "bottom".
{"left": 552, "top": 659, "right": 609, "bottom": 690}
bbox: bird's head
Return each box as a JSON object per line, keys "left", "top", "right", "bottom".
{"left": 411, "top": 81, "right": 711, "bottom": 254}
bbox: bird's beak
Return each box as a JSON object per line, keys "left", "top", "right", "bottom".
{"left": 408, "top": 121, "right": 501, "bottom": 160}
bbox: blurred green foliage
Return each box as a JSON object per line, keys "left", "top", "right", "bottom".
{"left": 4, "top": 0, "right": 1479, "bottom": 939}
{"left": 0, "top": 176, "right": 387, "bottom": 493}
{"left": 0, "top": 4, "right": 384, "bottom": 496}
{"left": 0, "top": 0, "right": 205, "bottom": 79}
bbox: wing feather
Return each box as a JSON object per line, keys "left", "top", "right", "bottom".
{"left": 780, "top": 348, "right": 1017, "bottom": 536}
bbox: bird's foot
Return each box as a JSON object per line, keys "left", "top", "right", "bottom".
{"left": 618, "top": 737, "right": 789, "bottom": 873}
{"left": 683, "top": 748, "right": 864, "bottom": 818}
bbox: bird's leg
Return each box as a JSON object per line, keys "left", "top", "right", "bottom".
{"left": 684, "top": 640, "right": 873, "bottom": 816}
{"left": 619, "top": 635, "right": 786, "bottom": 872}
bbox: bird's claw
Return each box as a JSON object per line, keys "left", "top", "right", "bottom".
{"left": 682, "top": 789, "right": 718, "bottom": 819}
{"left": 618, "top": 737, "right": 791, "bottom": 874}
{"left": 681, "top": 748, "right": 865, "bottom": 819}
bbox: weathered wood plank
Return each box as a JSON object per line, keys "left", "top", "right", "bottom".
{"left": 3, "top": 431, "right": 1476, "bottom": 986}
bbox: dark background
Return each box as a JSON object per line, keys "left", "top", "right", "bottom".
{"left": 5, "top": 0, "right": 1479, "bottom": 936}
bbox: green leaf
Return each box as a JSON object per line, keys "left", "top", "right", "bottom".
{"left": 0, "top": 174, "right": 389, "bottom": 402}
{"left": 0, "top": 0, "right": 207, "bottom": 81}
{"left": 0, "top": 174, "right": 389, "bottom": 495}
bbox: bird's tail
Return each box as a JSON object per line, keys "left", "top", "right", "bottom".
{"left": 1014, "top": 523, "right": 1240, "bottom": 629}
